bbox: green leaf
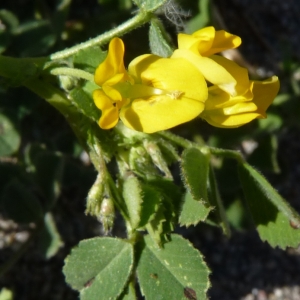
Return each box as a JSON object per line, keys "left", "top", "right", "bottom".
{"left": 38, "top": 213, "right": 64, "bottom": 259}
{"left": 122, "top": 175, "right": 143, "bottom": 231}
{"left": 137, "top": 234, "right": 210, "bottom": 300}
{"left": 181, "top": 147, "right": 209, "bottom": 202}
{"left": 148, "top": 178, "right": 183, "bottom": 215}
{"left": 133, "top": 0, "right": 168, "bottom": 12}
{"left": 179, "top": 191, "right": 212, "bottom": 227}
{"left": 149, "top": 18, "right": 173, "bottom": 58}
{"left": 69, "top": 84, "right": 101, "bottom": 123}
{"left": 0, "top": 113, "right": 20, "bottom": 157}
{"left": 156, "top": 138, "right": 180, "bottom": 164}
{"left": 63, "top": 237, "right": 134, "bottom": 300}
{"left": 139, "top": 185, "right": 162, "bottom": 228}
{"left": 145, "top": 205, "right": 167, "bottom": 246}
{"left": 73, "top": 46, "right": 107, "bottom": 73}
{"left": 238, "top": 162, "right": 300, "bottom": 249}
{"left": 0, "top": 56, "right": 47, "bottom": 86}
{"left": 2, "top": 179, "right": 43, "bottom": 223}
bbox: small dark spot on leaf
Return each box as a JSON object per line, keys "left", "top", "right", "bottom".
{"left": 150, "top": 273, "right": 158, "bottom": 279}
{"left": 184, "top": 287, "right": 197, "bottom": 300}
{"left": 290, "top": 220, "right": 300, "bottom": 229}
{"left": 84, "top": 277, "right": 95, "bottom": 288}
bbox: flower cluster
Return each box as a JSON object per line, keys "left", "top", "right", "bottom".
{"left": 93, "top": 27, "right": 279, "bottom": 133}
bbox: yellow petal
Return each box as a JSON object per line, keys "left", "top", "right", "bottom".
{"left": 201, "top": 30, "right": 241, "bottom": 56}
{"left": 178, "top": 27, "right": 215, "bottom": 54}
{"left": 121, "top": 56, "right": 207, "bottom": 132}
{"left": 172, "top": 49, "right": 237, "bottom": 95}
{"left": 128, "top": 54, "right": 160, "bottom": 83}
{"left": 93, "top": 89, "right": 119, "bottom": 129}
{"left": 94, "top": 37, "right": 126, "bottom": 86}
{"left": 139, "top": 57, "right": 207, "bottom": 102}
{"left": 120, "top": 95, "right": 205, "bottom": 133}
{"left": 251, "top": 76, "right": 280, "bottom": 117}
{"left": 206, "top": 86, "right": 252, "bottom": 110}
{"left": 222, "top": 102, "right": 258, "bottom": 115}
{"left": 210, "top": 55, "right": 250, "bottom": 95}
{"left": 103, "top": 85, "right": 122, "bottom": 102}
{"left": 204, "top": 112, "right": 261, "bottom": 128}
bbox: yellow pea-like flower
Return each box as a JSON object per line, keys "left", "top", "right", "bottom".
{"left": 93, "top": 37, "right": 133, "bottom": 129}
{"left": 120, "top": 54, "right": 207, "bottom": 133}
{"left": 93, "top": 28, "right": 279, "bottom": 133}
{"left": 172, "top": 26, "right": 249, "bottom": 96}
{"left": 93, "top": 38, "right": 208, "bottom": 133}
{"left": 200, "top": 76, "right": 280, "bottom": 128}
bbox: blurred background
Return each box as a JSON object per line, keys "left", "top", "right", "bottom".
{"left": 1, "top": 0, "right": 300, "bottom": 299}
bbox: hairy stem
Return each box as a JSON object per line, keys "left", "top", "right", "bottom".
{"left": 50, "top": 10, "right": 153, "bottom": 60}
{"left": 157, "top": 130, "right": 192, "bottom": 149}
{"left": 49, "top": 67, "right": 94, "bottom": 82}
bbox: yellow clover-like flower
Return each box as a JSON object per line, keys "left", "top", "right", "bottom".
{"left": 200, "top": 76, "right": 280, "bottom": 128}
{"left": 93, "top": 38, "right": 208, "bottom": 133}
{"left": 172, "top": 26, "right": 250, "bottom": 96}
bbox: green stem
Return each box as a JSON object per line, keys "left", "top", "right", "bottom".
{"left": 208, "top": 146, "right": 244, "bottom": 162}
{"left": 49, "top": 67, "right": 94, "bottom": 82}
{"left": 156, "top": 130, "right": 192, "bottom": 149}
{"left": 50, "top": 10, "right": 153, "bottom": 60}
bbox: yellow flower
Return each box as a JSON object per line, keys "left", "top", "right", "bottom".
{"left": 200, "top": 76, "right": 280, "bottom": 128}
{"left": 93, "top": 37, "right": 133, "bottom": 129}
{"left": 172, "top": 26, "right": 249, "bottom": 96}
{"left": 93, "top": 38, "right": 208, "bottom": 133}
{"left": 177, "top": 26, "right": 241, "bottom": 57}
{"left": 120, "top": 54, "right": 207, "bottom": 133}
